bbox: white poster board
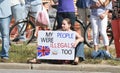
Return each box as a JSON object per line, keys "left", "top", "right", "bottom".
{"left": 37, "top": 31, "right": 75, "bottom": 60}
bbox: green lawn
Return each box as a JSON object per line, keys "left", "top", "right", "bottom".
{"left": 0, "top": 44, "right": 120, "bottom": 65}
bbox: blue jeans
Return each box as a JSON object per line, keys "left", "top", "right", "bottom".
{"left": 11, "top": 4, "right": 26, "bottom": 41}
{"left": 91, "top": 50, "right": 112, "bottom": 59}
{"left": 75, "top": 42, "right": 85, "bottom": 60}
{"left": 0, "top": 16, "right": 11, "bottom": 58}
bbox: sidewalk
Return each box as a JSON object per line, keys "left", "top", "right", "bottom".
{"left": 0, "top": 63, "right": 120, "bottom": 73}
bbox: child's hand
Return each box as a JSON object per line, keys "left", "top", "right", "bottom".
{"left": 72, "top": 40, "right": 80, "bottom": 48}
{"left": 73, "top": 43, "right": 76, "bottom": 48}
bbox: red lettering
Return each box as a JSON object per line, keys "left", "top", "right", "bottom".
{"left": 50, "top": 43, "right": 73, "bottom": 48}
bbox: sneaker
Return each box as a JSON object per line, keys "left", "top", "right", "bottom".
{"left": 12, "top": 38, "right": 20, "bottom": 42}
{"left": 16, "top": 40, "right": 25, "bottom": 44}
{"left": 12, "top": 37, "right": 26, "bottom": 42}
{"left": 1, "top": 57, "right": 9, "bottom": 62}
{"left": 103, "top": 51, "right": 112, "bottom": 59}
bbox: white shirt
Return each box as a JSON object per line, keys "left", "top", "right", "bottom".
{"left": 0, "top": 0, "right": 12, "bottom": 18}
{"left": 90, "top": 0, "right": 112, "bottom": 16}
{"left": 11, "top": 0, "right": 25, "bottom": 6}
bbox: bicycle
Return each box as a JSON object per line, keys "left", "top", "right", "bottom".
{"left": 10, "top": 12, "right": 87, "bottom": 45}
{"left": 84, "top": 21, "right": 113, "bottom": 48}
{"left": 10, "top": 8, "right": 114, "bottom": 48}
{"left": 10, "top": 7, "right": 37, "bottom": 45}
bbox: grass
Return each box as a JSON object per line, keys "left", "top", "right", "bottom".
{"left": 0, "top": 44, "right": 120, "bottom": 66}
{"left": 5, "top": 44, "right": 37, "bottom": 63}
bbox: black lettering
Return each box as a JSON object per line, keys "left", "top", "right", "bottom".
{"left": 45, "top": 32, "right": 53, "bottom": 37}
{"left": 41, "top": 38, "right": 53, "bottom": 43}
{"left": 62, "top": 49, "right": 72, "bottom": 55}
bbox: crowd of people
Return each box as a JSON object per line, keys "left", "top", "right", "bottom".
{"left": 0, "top": 0, "right": 120, "bottom": 65}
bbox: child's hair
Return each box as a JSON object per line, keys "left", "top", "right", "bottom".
{"left": 63, "top": 18, "right": 71, "bottom": 25}
{"left": 63, "top": 18, "right": 74, "bottom": 30}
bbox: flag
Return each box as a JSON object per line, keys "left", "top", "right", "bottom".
{"left": 37, "top": 46, "right": 50, "bottom": 57}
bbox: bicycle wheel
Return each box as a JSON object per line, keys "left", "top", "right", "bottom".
{"left": 85, "top": 23, "right": 113, "bottom": 48}
{"left": 84, "top": 23, "right": 94, "bottom": 48}
{"left": 52, "top": 17, "right": 58, "bottom": 30}
{"left": 74, "top": 18, "right": 86, "bottom": 38}
{"left": 107, "top": 22, "right": 113, "bottom": 46}
{"left": 10, "top": 20, "right": 36, "bottom": 45}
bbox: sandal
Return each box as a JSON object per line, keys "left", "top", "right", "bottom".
{"left": 27, "top": 58, "right": 41, "bottom": 64}
{"left": 72, "top": 57, "right": 79, "bottom": 65}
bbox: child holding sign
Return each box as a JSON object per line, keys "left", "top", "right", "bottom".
{"left": 61, "top": 18, "right": 85, "bottom": 65}
{"left": 28, "top": 18, "right": 85, "bottom": 65}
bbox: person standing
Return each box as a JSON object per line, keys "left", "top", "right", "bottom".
{"left": 47, "top": 1, "right": 58, "bottom": 30}
{"left": 89, "top": 0, "right": 112, "bottom": 58}
{"left": 111, "top": 0, "right": 120, "bottom": 59}
{"left": 0, "top": 0, "right": 12, "bottom": 61}
{"left": 11, "top": 0, "right": 26, "bottom": 42}
{"left": 24, "top": 0, "right": 43, "bottom": 39}
{"left": 56, "top": 0, "right": 76, "bottom": 30}
{"left": 76, "top": 0, "right": 90, "bottom": 25}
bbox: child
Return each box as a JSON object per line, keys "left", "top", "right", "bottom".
{"left": 28, "top": 18, "right": 85, "bottom": 64}
{"left": 60, "top": 18, "right": 85, "bottom": 65}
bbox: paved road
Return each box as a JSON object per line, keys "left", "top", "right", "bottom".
{"left": 0, "top": 69, "right": 112, "bottom": 73}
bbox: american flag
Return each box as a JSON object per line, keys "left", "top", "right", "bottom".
{"left": 37, "top": 46, "right": 50, "bottom": 57}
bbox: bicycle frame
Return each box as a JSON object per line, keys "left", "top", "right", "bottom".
{"left": 76, "top": 17, "right": 87, "bottom": 30}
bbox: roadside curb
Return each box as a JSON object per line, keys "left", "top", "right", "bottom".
{"left": 32, "top": 63, "right": 120, "bottom": 72}
{"left": 0, "top": 63, "right": 120, "bottom": 72}
{"left": 0, "top": 63, "right": 31, "bottom": 69}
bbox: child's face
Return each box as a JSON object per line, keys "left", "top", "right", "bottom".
{"left": 108, "top": 12, "right": 112, "bottom": 19}
{"left": 62, "top": 20, "right": 71, "bottom": 31}
{"left": 44, "top": 3, "right": 50, "bottom": 10}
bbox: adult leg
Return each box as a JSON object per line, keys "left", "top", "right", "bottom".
{"left": 30, "top": 3, "right": 42, "bottom": 37}
{"left": 0, "top": 16, "right": 11, "bottom": 59}
{"left": 56, "top": 12, "right": 64, "bottom": 29}
{"left": 66, "top": 12, "right": 76, "bottom": 28}
{"left": 11, "top": 4, "right": 26, "bottom": 41}
{"left": 112, "top": 19, "right": 120, "bottom": 58}
{"left": 99, "top": 15, "right": 112, "bottom": 58}
{"left": 77, "top": 8, "right": 87, "bottom": 25}
{"left": 99, "top": 16, "right": 109, "bottom": 51}
{"left": 90, "top": 15, "right": 99, "bottom": 51}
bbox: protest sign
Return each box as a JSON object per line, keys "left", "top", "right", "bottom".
{"left": 37, "top": 31, "right": 75, "bottom": 60}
